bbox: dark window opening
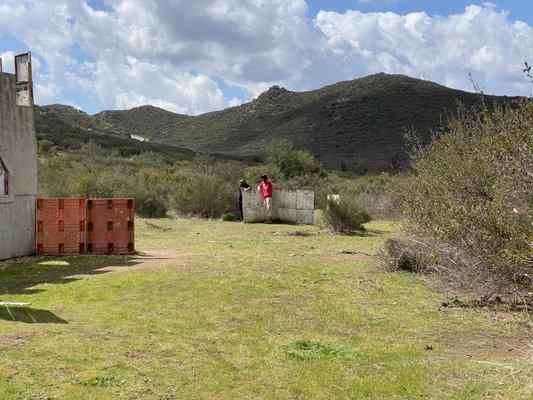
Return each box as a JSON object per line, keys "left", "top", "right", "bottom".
{"left": 0, "top": 159, "right": 8, "bottom": 197}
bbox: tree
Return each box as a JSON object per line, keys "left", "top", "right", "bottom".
{"left": 267, "top": 141, "right": 325, "bottom": 179}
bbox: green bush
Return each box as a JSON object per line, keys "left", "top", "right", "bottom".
{"left": 38, "top": 143, "right": 243, "bottom": 219}
{"left": 387, "top": 100, "right": 533, "bottom": 301}
{"left": 267, "top": 141, "right": 325, "bottom": 179}
{"left": 131, "top": 193, "right": 168, "bottom": 218}
{"left": 38, "top": 157, "right": 76, "bottom": 197}
{"left": 244, "top": 164, "right": 282, "bottom": 187}
{"left": 125, "top": 170, "right": 175, "bottom": 218}
{"left": 324, "top": 198, "right": 372, "bottom": 234}
{"left": 171, "top": 173, "right": 236, "bottom": 218}
{"left": 38, "top": 139, "right": 54, "bottom": 156}
{"left": 221, "top": 212, "right": 237, "bottom": 221}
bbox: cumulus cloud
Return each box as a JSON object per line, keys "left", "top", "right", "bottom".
{"left": 87, "top": 56, "right": 226, "bottom": 114}
{"left": 0, "top": 1, "right": 531, "bottom": 114}
{"left": 315, "top": 4, "right": 533, "bottom": 95}
{"left": 0, "top": 0, "right": 236, "bottom": 113}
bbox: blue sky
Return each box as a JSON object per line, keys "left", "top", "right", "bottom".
{"left": 1, "top": 0, "right": 532, "bottom": 114}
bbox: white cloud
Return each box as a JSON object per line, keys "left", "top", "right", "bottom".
{"left": 0, "top": 0, "right": 234, "bottom": 114}
{"left": 0, "top": 51, "right": 15, "bottom": 73}
{"left": 87, "top": 56, "right": 226, "bottom": 114}
{"left": 314, "top": 4, "right": 533, "bottom": 95}
{"left": 228, "top": 97, "right": 242, "bottom": 107}
{"left": 1, "top": 50, "right": 59, "bottom": 103}
{"left": 34, "top": 81, "right": 61, "bottom": 104}
{"left": 0, "top": 1, "right": 532, "bottom": 113}
{"left": 65, "top": 101, "right": 83, "bottom": 111}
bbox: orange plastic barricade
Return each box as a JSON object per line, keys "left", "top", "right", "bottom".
{"left": 36, "top": 198, "right": 87, "bottom": 255}
{"left": 87, "top": 198, "right": 135, "bottom": 255}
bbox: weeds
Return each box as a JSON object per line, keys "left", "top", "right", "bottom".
{"left": 284, "top": 340, "right": 342, "bottom": 361}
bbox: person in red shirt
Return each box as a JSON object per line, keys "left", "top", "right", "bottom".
{"left": 257, "top": 174, "right": 273, "bottom": 221}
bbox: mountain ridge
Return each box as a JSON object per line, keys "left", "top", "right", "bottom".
{"left": 36, "top": 73, "right": 515, "bottom": 171}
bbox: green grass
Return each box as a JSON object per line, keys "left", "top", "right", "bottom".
{"left": 0, "top": 219, "right": 530, "bottom": 399}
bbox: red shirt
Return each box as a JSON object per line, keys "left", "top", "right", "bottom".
{"left": 258, "top": 180, "right": 273, "bottom": 198}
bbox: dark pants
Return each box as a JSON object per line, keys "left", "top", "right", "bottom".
{"left": 238, "top": 199, "right": 244, "bottom": 221}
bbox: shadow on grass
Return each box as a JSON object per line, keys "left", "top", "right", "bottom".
{"left": 0, "top": 306, "right": 67, "bottom": 324}
{"left": 0, "top": 256, "right": 140, "bottom": 296}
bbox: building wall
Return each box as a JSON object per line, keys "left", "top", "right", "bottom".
{"left": 242, "top": 190, "right": 314, "bottom": 224}
{"left": 0, "top": 72, "right": 38, "bottom": 260}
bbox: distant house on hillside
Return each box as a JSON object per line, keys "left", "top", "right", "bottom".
{"left": 0, "top": 53, "right": 38, "bottom": 260}
{"left": 130, "top": 134, "right": 147, "bottom": 142}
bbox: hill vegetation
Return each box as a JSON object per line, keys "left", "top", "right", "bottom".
{"left": 385, "top": 99, "right": 532, "bottom": 303}
{"left": 38, "top": 135, "right": 398, "bottom": 221}
{"left": 35, "top": 105, "right": 195, "bottom": 163}
{"left": 36, "top": 73, "right": 509, "bottom": 224}
{"left": 36, "top": 74, "right": 514, "bottom": 172}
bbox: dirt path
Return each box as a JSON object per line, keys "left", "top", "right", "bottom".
{"left": 97, "top": 250, "right": 191, "bottom": 273}
{"left": 60, "top": 250, "right": 192, "bottom": 281}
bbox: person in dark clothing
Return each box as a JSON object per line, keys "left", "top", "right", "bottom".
{"left": 238, "top": 179, "right": 251, "bottom": 220}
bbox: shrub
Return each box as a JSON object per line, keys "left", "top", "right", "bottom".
{"left": 316, "top": 172, "right": 403, "bottom": 219}
{"left": 244, "top": 140, "right": 327, "bottom": 185}
{"left": 355, "top": 191, "right": 400, "bottom": 220}
{"left": 132, "top": 192, "right": 168, "bottom": 218}
{"left": 126, "top": 170, "right": 175, "bottom": 218}
{"left": 387, "top": 100, "right": 533, "bottom": 301}
{"left": 323, "top": 198, "right": 372, "bottom": 233}
{"left": 39, "top": 145, "right": 176, "bottom": 218}
{"left": 383, "top": 235, "right": 433, "bottom": 273}
{"left": 244, "top": 164, "right": 282, "bottom": 186}
{"left": 38, "top": 139, "right": 54, "bottom": 155}
{"left": 38, "top": 157, "right": 76, "bottom": 197}
{"left": 267, "top": 141, "right": 325, "bottom": 179}
{"left": 171, "top": 173, "right": 236, "bottom": 218}
{"left": 221, "top": 212, "right": 237, "bottom": 221}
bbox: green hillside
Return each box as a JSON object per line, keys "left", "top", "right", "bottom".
{"left": 35, "top": 105, "right": 195, "bottom": 163}
{"left": 37, "top": 74, "right": 513, "bottom": 171}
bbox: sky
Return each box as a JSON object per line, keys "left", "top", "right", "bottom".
{"left": 0, "top": 0, "right": 532, "bottom": 115}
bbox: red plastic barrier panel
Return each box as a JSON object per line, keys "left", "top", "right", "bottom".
{"left": 87, "top": 198, "right": 135, "bottom": 255}
{"left": 36, "top": 198, "right": 87, "bottom": 255}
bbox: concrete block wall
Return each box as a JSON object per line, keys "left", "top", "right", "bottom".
{"left": 0, "top": 71, "right": 38, "bottom": 260}
{"left": 242, "top": 190, "right": 314, "bottom": 224}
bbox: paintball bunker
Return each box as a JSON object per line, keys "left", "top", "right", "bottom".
{"left": 242, "top": 190, "right": 314, "bottom": 224}
{"left": 0, "top": 53, "right": 38, "bottom": 260}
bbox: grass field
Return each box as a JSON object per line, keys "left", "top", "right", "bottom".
{"left": 0, "top": 219, "right": 531, "bottom": 399}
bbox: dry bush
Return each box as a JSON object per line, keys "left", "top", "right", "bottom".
{"left": 355, "top": 191, "right": 400, "bottom": 220}
{"left": 322, "top": 173, "right": 403, "bottom": 219}
{"left": 324, "top": 198, "right": 372, "bottom": 234}
{"left": 382, "top": 235, "right": 433, "bottom": 274}
{"left": 386, "top": 100, "right": 533, "bottom": 302}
